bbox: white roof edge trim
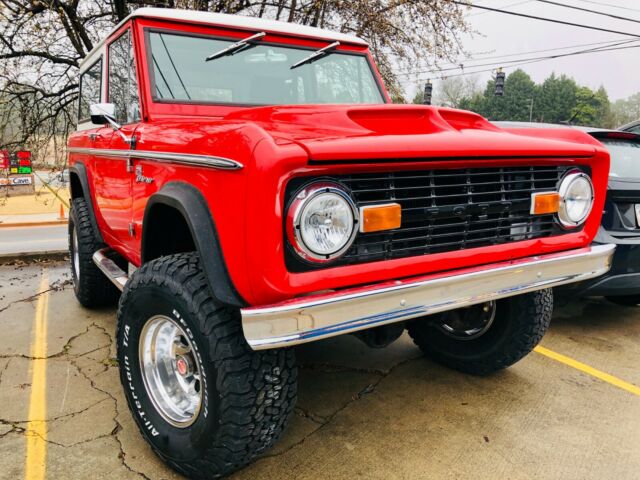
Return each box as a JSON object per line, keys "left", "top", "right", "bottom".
{"left": 80, "top": 7, "right": 367, "bottom": 70}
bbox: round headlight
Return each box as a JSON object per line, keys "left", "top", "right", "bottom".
{"left": 558, "top": 171, "right": 594, "bottom": 228}
{"left": 287, "top": 182, "right": 358, "bottom": 262}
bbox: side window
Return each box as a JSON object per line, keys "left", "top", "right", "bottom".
{"left": 78, "top": 58, "right": 102, "bottom": 122}
{"left": 108, "top": 29, "right": 140, "bottom": 124}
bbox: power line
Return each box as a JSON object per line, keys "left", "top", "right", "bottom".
{"left": 433, "top": 43, "right": 640, "bottom": 79}
{"left": 395, "top": 37, "right": 633, "bottom": 73}
{"left": 397, "top": 39, "right": 639, "bottom": 76}
{"left": 454, "top": 1, "right": 640, "bottom": 38}
{"left": 469, "top": 0, "right": 534, "bottom": 16}
{"left": 534, "top": 0, "right": 640, "bottom": 24}
{"left": 573, "top": 0, "right": 640, "bottom": 13}
{"left": 405, "top": 43, "right": 640, "bottom": 81}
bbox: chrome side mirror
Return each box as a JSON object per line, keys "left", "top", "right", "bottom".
{"left": 90, "top": 103, "right": 116, "bottom": 126}
{"left": 89, "top": 103, "right": 135, "bottom": 148}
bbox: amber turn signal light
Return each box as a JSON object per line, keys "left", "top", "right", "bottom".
{"left": 530, "top": 192, "right": 560, "bottom": 215}
{"left": 359, "top": 203, "right": 402, "bottom": 233}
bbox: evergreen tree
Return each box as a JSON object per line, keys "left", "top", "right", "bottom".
{"left": 569, "top": 86, "right": 611, "bottom": 127}
{"left": 468, "top": 70, "right": 537, "bottom": 121}
{"left": 411, "top": 90, "right": 425, "bottom": 105}
{"left": 536, "top": 74, "right": 577, "bottom": 123}
{"left": 460, "top": 70, "right": 615, "bottom": 128}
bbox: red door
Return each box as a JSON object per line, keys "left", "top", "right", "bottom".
{"left": 92, "top": 25, "right": 142, "bottom": 258}
{"left": 91, "top": 129, "right": 135, "bottom": 254}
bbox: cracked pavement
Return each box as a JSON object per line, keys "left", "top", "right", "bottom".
{"left": 1, "top": 261, "right": 640, "bottom": 479}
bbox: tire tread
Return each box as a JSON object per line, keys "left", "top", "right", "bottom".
{"left": 70, "top": 197, "right": 120, "bottom": 307}
{"left": 407, "top": 289, "right": 553, "bottom": 376}
{"left": 116, "top": 252, "right": 296, "bottom": 479}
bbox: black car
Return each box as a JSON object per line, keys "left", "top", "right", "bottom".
{"left": 495, "top": 122, "right": 640, "bottom": 306}
{"left": 620, "top": 119, "right": 640, "bottom": 135}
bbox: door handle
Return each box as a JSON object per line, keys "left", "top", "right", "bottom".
{"left": 89, "top": 133, "right": 101, "bottom": 141}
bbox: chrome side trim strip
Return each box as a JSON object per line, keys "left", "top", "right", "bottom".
{"left": 93, "top": 248, "right": 128, "bottom": 291}
{"left": 241, "top": 244, "right": 616, "bottom": 350}
{"left": 67, "top": 147, "right": 243, "bottom": 170}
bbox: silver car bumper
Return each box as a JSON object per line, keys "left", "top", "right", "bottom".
{"left": 241, "top": 244, "right": 615, "bottom": 350}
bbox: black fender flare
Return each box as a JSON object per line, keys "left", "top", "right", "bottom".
{"left": 69, "top": 162, "right": 104, "bottom": 244}
{"left": 141, "top": 181, "right": 246, "bottom": 308}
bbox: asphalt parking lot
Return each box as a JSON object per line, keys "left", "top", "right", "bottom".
{"left": 1, "top": 260, "right": 639, "bottom": 480}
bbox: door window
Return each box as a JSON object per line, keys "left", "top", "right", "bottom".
{"left": 108, "top": 29, "right": 140, "bottom": 124}
{"left": 78, "top": 58, "right": 102, "bottom": 122}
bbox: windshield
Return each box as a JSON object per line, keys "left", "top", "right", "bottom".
{"left": 599, "top": 139, "right": 640, "bottom": 179}
{"left": 147, "top": 31, "right": 385, "bottom": 105}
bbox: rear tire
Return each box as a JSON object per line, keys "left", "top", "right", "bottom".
{"left": 69, "top": 197, "right": 120, "bottom": 307}
{"left": 406, "top": 289, "right": 553, "bottom": 375}
{"left": 116, "top": 252, "right": 297, "bottom": 479}
{"left": 606, "top": 295, "right": 640, "bottom": 307}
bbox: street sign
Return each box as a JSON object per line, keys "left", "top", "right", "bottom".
{"left": 9, "top": 176, "right": 32, "bottom": 185}
{"left": 16, "top": 151, "right": 31, "bottom": 173}
{"left": 0, "top": 150, "right": 8, "bottom": 169}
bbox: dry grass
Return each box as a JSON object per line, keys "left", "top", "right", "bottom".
{"left": 0, "top": 190, "right": 64, "bottom": 216}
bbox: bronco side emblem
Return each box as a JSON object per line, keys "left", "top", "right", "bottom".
{"left": 135, "top": 165, "right": 154, "bottom": 184}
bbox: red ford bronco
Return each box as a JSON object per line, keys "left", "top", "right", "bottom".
{"left": 67, "top": 8, "right": 614, "bottom": 478}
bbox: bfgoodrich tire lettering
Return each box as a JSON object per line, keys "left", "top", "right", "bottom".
{"left": 407, "top": 289, "right": 553, "bottom": 375}
{"left": 69, "top": 197, "right": 120, "bottom": 307}
{"left": 116, "top": 252, "right": 297, "bottom": 479}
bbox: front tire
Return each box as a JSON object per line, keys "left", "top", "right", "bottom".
{"left": 116, "top": 253, "right": 297, "bottom": 479}
{"left": 406, "top": 289, "right": 553, "bottom": 375}
{"left": 69, "top": 197, "right": 120, "bottom": 307}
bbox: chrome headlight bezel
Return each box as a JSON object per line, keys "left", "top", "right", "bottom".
{"left": 286, "top": 181, "right": 359, "bottom": 263}
{"left": 557, "top": 170, "right": 594, "bottom": 229}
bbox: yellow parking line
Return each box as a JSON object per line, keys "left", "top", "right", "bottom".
{"left": 534, "top": 345, "right": 640, "bottom": 397}
{"left": 24, "top": 273, "right": 49, "bottom": 480}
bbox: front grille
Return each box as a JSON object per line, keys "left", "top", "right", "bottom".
{"left": 285, "top": 165, "right": 581, "bottom": 271}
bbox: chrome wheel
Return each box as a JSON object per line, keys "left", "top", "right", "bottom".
{"left": 72, "top": 224, "right": 80, "bottom": 280}
{"left": 139, "top": 315, "right": 203, "bottom": 427}
{"left": 437, "top": 301, "right": 497, "bottom": 341}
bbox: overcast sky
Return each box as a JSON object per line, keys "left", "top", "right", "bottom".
{"left": 400, "top": 0, "right": 640, "bottom": 101}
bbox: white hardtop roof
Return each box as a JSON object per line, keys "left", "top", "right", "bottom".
{"left": 80, "top": 7, "right": 367, "bottom": 69}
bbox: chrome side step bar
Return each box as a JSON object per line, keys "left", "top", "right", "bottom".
{"left": 93, "top": 248, "right": 128, "bottom": 291}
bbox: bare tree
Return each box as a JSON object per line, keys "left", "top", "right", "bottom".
{"left": 0, "top": 0, "right": 470, "bottom": 166}
{"left": 433, "top": 75, "right": 479, "bottom": 108}
{"left": 0, "top": 1, "right": 118, "bottom": 164}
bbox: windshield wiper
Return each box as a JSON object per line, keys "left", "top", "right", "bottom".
{"left": 290, "top": 41, "right": 340, "bottom": 69}
{"left": 205, "top": 31, "right": 266, "bottom": 62}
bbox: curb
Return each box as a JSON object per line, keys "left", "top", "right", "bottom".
{"left": 0, "top": 219, "right": 68, "bottom": 228}
{"left": 0, "top": 250, "right": 68, "bottom": 264}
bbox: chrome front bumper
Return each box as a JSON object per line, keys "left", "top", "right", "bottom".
{"left": 241, "top": 244, "right": 615, "bottom": 350}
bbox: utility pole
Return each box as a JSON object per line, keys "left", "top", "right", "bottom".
{"left": 529, "top": 98, "right": 534, "bottom": 122}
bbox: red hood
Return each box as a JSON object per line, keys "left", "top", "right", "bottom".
{"left": 225, "top": 104, "right": 597, "bottom": 161}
